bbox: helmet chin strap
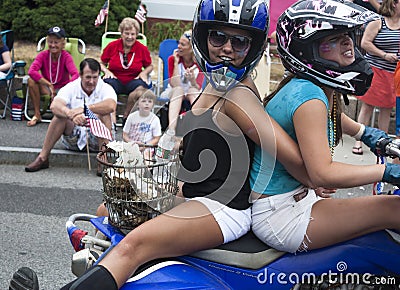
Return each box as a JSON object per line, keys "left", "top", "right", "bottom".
{"left": 342, "top": 93, "right": 349, "bottom": 105}
{"left": 205, "top": 61, "right": 245, "bottom": 91}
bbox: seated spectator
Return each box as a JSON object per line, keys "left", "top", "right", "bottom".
{"left": 122, "top": 90, "right": 161, "bottom": 161}
{"left": 27, "top": 26, "right": 79, "bottom": 127}
{"left": 0, "top": 36, "right": 11, "bottom": 78}
{"left": 100, "top": 17, "right": 155, "bottom": 126}
{"left": 24, "top": 58, "right": 117, "bottom": 176}
{"left": 166, "top": 30, "right": 204, "bottom": 132}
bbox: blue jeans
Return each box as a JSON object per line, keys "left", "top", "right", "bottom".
{"left": 103, "top": 78, "right": 151, "bottom": 95}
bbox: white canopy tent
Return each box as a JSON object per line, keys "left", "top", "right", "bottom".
{"left": 142, "top": 0, "right": 198, "bottom": 21}
{"left": 141, "top": 0, "right": 296, "bottom": 34}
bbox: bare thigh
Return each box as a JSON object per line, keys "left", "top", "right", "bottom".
{"left": 305, "top": 195, "right": 400, "bottom": 250}
{"left": 98, "top": 200, "right": 223, "bottom": 286}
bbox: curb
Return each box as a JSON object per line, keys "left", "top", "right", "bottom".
{"left": 0, "top": 146, "right": 98, "bottom": 168}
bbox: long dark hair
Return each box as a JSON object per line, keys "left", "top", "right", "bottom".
{"left": 264, "top": 74, "right": 343, "bottom": 146}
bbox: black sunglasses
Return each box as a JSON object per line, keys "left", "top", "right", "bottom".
{"left": 208, "top": 30, "right": 251, "bottom": 52}
{"left": 123, "top": 53, "right": 128, "bottom": 66}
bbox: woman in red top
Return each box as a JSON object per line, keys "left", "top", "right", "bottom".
{"left": 100, "top": 17, "right": 155, "bottom": 123}
{"left": 166, "top": 30, "right": 204, "bottom": 133}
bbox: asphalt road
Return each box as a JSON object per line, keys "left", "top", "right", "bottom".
{"left": 0, "top": 165, "right": 103, "bottom": 289}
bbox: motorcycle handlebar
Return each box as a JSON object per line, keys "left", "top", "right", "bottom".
{"left": 67, "top": 213, "right": 97, "bottom": 224}
{"left": 386, "top": 143, "right": 400, "bottom": 158}
{"left": 66, "top": 214, "right": 111, "bottom": 250}
{"left": 377, "top": 138, "right": 400, "bottom": 159}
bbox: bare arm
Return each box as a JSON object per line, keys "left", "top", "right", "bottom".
{"left": 0, "top": 50, "right": 11, "bottom": 72}
{"left": 361, "top": 19, "right": 392, "bottom": 60}
{"left": 88, "top": 99, "right": 116, "bottom": 116}
{"left": 100, "top": 60, "right": 116, "bottom": 79}
{"left": 138, "top": 65, "right": 153, "bottom": 84}
{"left": 169, "top": 51, "right": 182, "bottom": 88}
{"left": 293, "top": 99, "right": 385, "bottom": 188}
{"left": 50, "top": 98, "right": 86, "bottom": 125}
{"left": 223, "top": 83, "right": 313, "bottom": 187}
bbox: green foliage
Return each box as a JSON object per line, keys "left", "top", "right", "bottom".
{"left": 0, "top": 0, "right": 140, "bottom": 44}
{"left": 147, "top": 20, "right": 192, "bottom": 51}
{"left": 0, "top": 0, "right": 193, "bottom": 52}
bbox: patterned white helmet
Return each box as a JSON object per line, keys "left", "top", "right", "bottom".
{"left": 276, "top": 0, "right": 379, "bottom": 95}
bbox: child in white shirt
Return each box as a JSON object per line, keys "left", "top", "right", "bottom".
{"left": 122, "top": 91, "right": 162, "bottom": 160}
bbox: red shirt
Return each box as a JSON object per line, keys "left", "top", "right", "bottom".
{"left": 168, "top": 55, "right": 204, "bottom": 88}
{"left": 101, "top": 38, "right": 152, "bottom": 85}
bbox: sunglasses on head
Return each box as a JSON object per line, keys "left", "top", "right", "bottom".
{"left": 184, "top": 32, "right": 191, "bottom": 41}
{"left": 208, "top": 30, "right": 251, "bottom": 52}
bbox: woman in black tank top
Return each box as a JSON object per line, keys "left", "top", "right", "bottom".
{"left": 34, "top": 1, "right": 312, "bottom": 289}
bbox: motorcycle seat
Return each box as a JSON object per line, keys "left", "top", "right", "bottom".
{"left": 189, "top": 231, "right": 286, "bottom": 270}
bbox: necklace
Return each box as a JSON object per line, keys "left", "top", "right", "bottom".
{"left": 49, "top": 53, "right": 61, "bottom": 85}
{"left": 119, "top": 52, "right": 134, "bottom": 70}
{"left": 328, "top": 94, "right": 337, "bottom": 157}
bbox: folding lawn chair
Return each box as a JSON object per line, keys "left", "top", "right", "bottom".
{"left": 156, "top": 39, "right": 179, "bottom": 101}
{"left": 24, "top": 36, "right": 86, "bottom": 122}
{"left": 0, "top": 30, "right": 27, "bottom": 119}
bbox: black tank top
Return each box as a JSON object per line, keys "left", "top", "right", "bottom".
{"left": 178, "top": 88, "right": 255, "bottom": 210}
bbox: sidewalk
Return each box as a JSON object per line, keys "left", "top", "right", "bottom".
{"left": 0, "top": 117, "right": 122, "bottom": 168}
{"left": 0, "top": 115, "right": 377, "bottom": 168}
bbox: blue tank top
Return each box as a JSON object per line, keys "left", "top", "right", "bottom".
{"left": 250, "top": 78, "right": 329, "bottom": 195}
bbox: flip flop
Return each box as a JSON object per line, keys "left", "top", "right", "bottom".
{"left": 27, "top": 116, "right": 42, "bottom": 127}
{"left": 352, "top": 146, "right": 363, "bottom": 155}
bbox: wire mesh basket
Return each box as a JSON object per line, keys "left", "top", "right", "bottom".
{"left": 97, "top": 145, "right": 179, "bottom": 233}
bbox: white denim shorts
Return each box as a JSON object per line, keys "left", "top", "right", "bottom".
{"left": 189, "top": 197, "right": 251, "bottom": 244}
{"left": 251, "top": 186, "right": 320, "bottom": 253}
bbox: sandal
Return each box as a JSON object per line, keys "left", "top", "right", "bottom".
{"left": 27, "top": 116, "right": 42, "bottom": 127}
{"left": 352, "top": 146, "right": 363, "bottom": 155}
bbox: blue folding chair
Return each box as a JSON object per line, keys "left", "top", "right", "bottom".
{"left": 156, "top": 39, "right": 179, "bottom": 101}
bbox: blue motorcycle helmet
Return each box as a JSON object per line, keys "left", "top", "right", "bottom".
{"left": 276, "top": 0, "right": 380, "bottom": 96}
{"left": 192, "top": 0, "right": 269, "bottom": 91}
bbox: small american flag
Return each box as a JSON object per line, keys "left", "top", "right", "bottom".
{"left": 84, "top": 105, "right": 113, "bottom": 141}
{"left": 135, "top": 4, "right": 147, "bottom": 24}
{"left": 95, "top": 0, "right": 109, "bottom": 27}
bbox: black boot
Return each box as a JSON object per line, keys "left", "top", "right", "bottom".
{"left": 9, "top": 267, "right": 39, "bottom": 290}
{"left": 60, "top": 265, "right": 118, "bottom": 290}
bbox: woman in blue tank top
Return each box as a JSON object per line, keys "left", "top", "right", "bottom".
{"left": 250, "top": 0, "right": 400, "bottom": 254}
